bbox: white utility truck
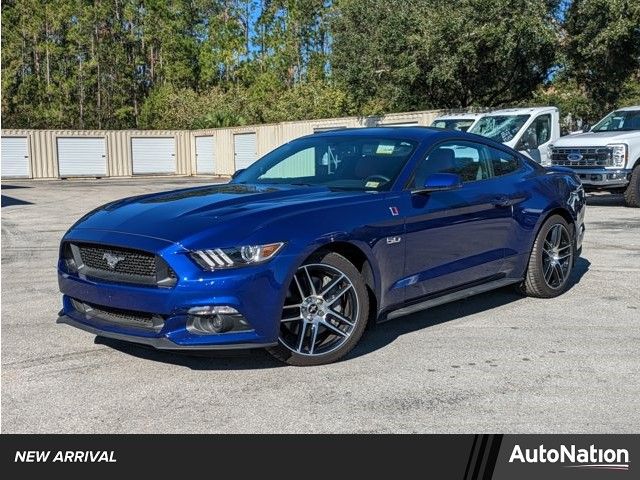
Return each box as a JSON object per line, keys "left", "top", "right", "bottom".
{"left": 468, "top": 106, "right": 561, "bottom": 166}
{"left": 548, "top": 106, "right": 640, "bottom": 207}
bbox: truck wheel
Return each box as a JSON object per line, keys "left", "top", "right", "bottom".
{"left": 623, "top": 165, "right": 640, "bottom": 208}
{"left": 519, "top": 215, "right": 574, "bottom": 298}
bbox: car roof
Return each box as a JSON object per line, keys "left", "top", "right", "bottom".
{"left": 305, "top": 126, "right": 464, "bottom": 142}
{"left": 481, "top": 106, "right": 557, "bottom": 116}
{"left": 300, "top": 126, "right": 512, "bottom": 151}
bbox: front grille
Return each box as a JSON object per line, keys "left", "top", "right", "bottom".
{"left": 63, "top": 242, "right": 177, "bottom": 287}
{"left": 551, "top": 146, "right": 613, "bottom": 168}
{"left": 79, "top": 244, "right": 157, "bottom": 278}
{"left": 71, "top": 298, "right": 164, "bottom": 332}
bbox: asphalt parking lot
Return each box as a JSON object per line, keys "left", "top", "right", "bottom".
{"left": 2, "top": 178, "right": 639, "bottom": 433}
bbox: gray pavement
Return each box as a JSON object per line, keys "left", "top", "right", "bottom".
{"left": 1, "top": 178, "right": 639, "bottom": 433}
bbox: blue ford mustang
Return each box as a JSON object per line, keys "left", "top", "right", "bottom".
{"left": 58, "top": 127, "right": 585, "bottom": 365}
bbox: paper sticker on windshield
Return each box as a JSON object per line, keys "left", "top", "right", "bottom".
{"left": 376, "top": 143, "right": 395, "bottom": 155}
{"left": 365, "top": 181, "right": 380, "bottom": 188}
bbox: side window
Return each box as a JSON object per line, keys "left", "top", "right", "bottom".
{"left": 411, "top": 141, "right": 493, "bottom": 188}
{"left": 520, "top": 114, "right": 551, "bottom": 149}
{"left": 487, "top": 146, "right": 520, "bottom": 177}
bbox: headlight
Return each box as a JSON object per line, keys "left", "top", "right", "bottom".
{"left": 190, "top": 242, "right": 284, "bottom": 270}
{"left": 607, "top": 144, "right": 627, "bottom": 168}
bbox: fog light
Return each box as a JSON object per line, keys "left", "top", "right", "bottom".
{"left": 186, "top": 306, "right": 252, "bottom": 335}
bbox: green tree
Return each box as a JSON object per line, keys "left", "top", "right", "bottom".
{"left": 563, "top": 0, "right": 640, "bottom": 115}
{"left": 332, "top": 0, "right": 561, "bottom": 114}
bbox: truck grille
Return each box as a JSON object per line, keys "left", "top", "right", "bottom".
{"left": 551, "top": 146, "right": 613, "bottom": 168}
{"left": 63, "top": 242, "right": 177, "bottom": 287}
{"left": 71, "top": 298, "right": 164, "bottom": 332}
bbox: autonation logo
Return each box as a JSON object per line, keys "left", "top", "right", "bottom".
{"left": 509, "top": 444, "right": 630, "bottom": 471}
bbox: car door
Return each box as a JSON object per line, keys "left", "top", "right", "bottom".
{"left": 399, "top": 139, "right": 521, "bottom": 302}
{"left": 517, "top": 113, "right": 553, "bottom": 164}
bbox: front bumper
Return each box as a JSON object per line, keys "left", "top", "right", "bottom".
{"left": 568, "top": 168, "right": 631, "bottom": 188}
{"left": 57, "top": 228, "right": 298, "bottom": 350}
{"left": 57, "top": 313, "right": 276, "bottom": 350}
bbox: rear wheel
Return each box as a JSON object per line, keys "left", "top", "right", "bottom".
{"left": 623, "top": 165, "right": 640, "bottom": 207}
{"left": 519, "top": 215, "right": 574, "bottom": 298}
{"left": 267, "top": 252, "right": 369, "bottom": 366}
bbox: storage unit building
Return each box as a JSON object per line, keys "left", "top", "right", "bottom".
{"left": 1, "top": 136, "right": 30, "bottom": 178}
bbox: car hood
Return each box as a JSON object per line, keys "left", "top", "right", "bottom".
{"left": 71, "top": 183, "right": 370, "bottom": 247}
{"left": 553, "top": 131, "right": 640, "bottom": 146}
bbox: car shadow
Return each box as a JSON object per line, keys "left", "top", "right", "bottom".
{"left": 347, "top": 256, "right": 591, "bottom": 361}
{"left": 94, "top": 336, "right": 285, "bottom": 370}
{"left": 1, "top": 195, "right": 33, "bottom": 207}
{"left": 94, "top": 257, "right": 591, "bottom": 369}
{"left": 1, "top": 184, "right": 32, "bottom": 190}
{"left": 586, "top": 192, "right": 626, "bottom": 207}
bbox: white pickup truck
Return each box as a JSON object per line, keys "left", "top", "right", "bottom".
{"left": 548, "top": 106, "right": 640, "bottom": 207}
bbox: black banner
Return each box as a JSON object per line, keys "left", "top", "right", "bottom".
{"left": 0, "top": 435, "right": 636, "bottom": 478}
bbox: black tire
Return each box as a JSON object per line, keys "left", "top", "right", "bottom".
{"left": 519, "top": 215, "right": 575, "bottom": 298}
{"left": 267, "top": 252, "right": 369, "bottom": 366}
{"left": 623, "top": 165, "right": 640, "bottom": 208}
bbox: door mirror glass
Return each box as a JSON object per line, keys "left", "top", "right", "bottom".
{"left": 415, "top": 173, "right": 463, "bottom": 193}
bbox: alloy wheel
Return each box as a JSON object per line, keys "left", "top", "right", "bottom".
{"left": 542, "top": 224, "right": 572, "bottom": 289}
{"left": 279, "top": 263, "right": 359, "bottom": 357}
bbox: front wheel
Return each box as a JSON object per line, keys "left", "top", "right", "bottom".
{"left": 623, "top": 166, "right": 640, "bottom": 207}
{"left": 519, "top": 215, "right": 575, "bottom": 298}
{"left": 267, "top": 252, "right": 369, "bottom": 366}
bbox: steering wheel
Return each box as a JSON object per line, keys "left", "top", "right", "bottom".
{"left": 364, "top": 174, "right": 391, "bottom": 186}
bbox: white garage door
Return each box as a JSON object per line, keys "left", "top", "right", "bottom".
{"left": 195, "top": 136, "right": 215, "bottom": 174}
{"left": 57, "top": 137, "right": 107, "bottom": 177}
{"left": 234, "top": 133, "right": 257, "bottom": 170}
{"left": 1, "top": 137, "right": 30, "bottom": 178}
{"left": 132, "top": 137, "right": 176, "bottom": 175}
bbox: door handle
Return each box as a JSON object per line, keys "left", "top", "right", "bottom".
{"left": 491, "top": 195, "right": 511, "bottom": 208}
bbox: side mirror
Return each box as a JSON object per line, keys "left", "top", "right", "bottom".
{"left": 414, "top": 173, "right": 463, "bottom": 194}
{"left": 231, "top": 168, "right": 245, "bottom": 180}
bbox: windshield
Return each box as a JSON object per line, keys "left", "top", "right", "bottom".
{"left": 592, "top": 110, "right": 640, "bottom": 132}
{"left": 431, "top": 119, "right": 476, "bottom": 132}
{"left": 469, "top": 115, "right": 530, "bottom": 142}
{"left": 232, "top": 136, "right": 418, "bottom": 191}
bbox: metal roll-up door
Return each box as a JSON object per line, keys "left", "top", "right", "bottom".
{"left": 57, "top": 137, "right": 107, "bottom": 177}
{"left": 233, "top": 133, "right": 257, "bottom": 170}
{"left": 1, "top": 137, "right": 30, "bottom": 178}
{"left": 131, "top": 137, "right": 176, "bottom": 175}
{"left": 195, "top": 136, "right": 215, "bottom": 174}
